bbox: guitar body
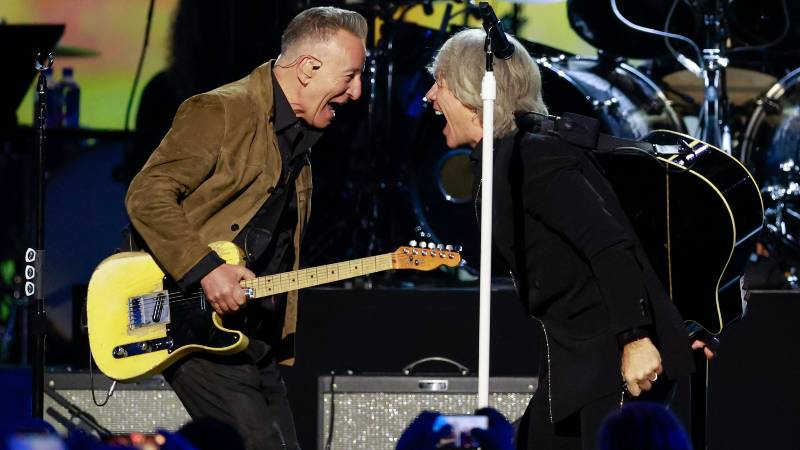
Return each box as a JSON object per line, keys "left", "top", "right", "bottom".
{"left": 87, "top": 241, "right": 248, "bottom": 382}
{"left": 600, "top": 130, "right": 764, "bottom": 335}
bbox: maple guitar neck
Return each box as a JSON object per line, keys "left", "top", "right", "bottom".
{"left": 240, "top": 253, "right": 394, "bottom": 298}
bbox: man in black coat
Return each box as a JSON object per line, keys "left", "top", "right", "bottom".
{"left": 424, "top": 29, "right": 713, "bottom": 450}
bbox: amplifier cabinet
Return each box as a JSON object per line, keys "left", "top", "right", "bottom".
{"left": 318, "top": 375, "right": 537, "bottom": 450}
{"left": 44, "top": 372, "right": 190, "bottom": 435}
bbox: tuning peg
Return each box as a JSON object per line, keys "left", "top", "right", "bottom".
{"left": 419, "top": 241, "right": 427, "bottom": 249}
{"left": 436, "top": 244, "right": 443, "bottom": 250}
{"left": 409, "top": 240, "right": 417, "bottom": 247}
{"left": 427, "top": 242, "right": 435, "bottom": 249}
{"left": 445, "top": 244, "right": 453, "bottom": 251}
{"left": 456, "top": 245, "right": 463, "bottom": 252}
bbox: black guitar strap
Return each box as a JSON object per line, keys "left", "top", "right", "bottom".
{"left": 514, "top": 111, "right": 664, "bottom": 156}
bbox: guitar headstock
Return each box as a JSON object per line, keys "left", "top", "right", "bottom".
{"left": 391, "top": 241, "right": 463, "bottom": 271}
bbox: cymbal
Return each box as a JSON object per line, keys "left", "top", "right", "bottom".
{"left": 662, "top": 68, "right": 778, "bottom": 106}
{"left": 54, "top": 45, "right": 100, "bottom": 58}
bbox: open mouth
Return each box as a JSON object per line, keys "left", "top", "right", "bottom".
{"left": 327, "top": 101, "right": 344, "bottom": 117}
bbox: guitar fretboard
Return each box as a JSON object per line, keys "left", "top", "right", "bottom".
{"left": 240, "top": 253, "right": 394, "bottom": 298}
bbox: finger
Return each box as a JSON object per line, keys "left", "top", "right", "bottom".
{"left": 627, "top": 380, "right": 641, "bottom": 397}
{"left": 704, "top": 347, "right": 715, "bottom": 360}
{"left": 656, "top": 364, "right": 664, "bottom": 375}
{"left": 692, "top": 340, "right": 704, "bottom": 350}
{"left": 227, "top": 296, "right": 241, "bottom": 311}
{"left": 217, "top": 294, "right": 236, "bottom": 312}
{"left": 638, "top": 379, "right": 653, "bottom": 392}
{"left": 239, "top": 267, "right": 256, "bottom": 280}
{"left": 233, "top": 290, "right": 247, "bottom": 306}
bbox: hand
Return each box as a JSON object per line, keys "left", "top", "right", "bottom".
{"left": 395, "top": 411, "right": 451, "bottom": 450}
{"left": 621, "top": 337, "right": 663, "bottom": 397}
{"left": 200, "top": 264, "right": 255, "bottom": 315}
{"left": 471, "top": 407, "right": 514, "bottom": 450}
{"left": 691, "top": 339, "right": 715, "bottom": 360}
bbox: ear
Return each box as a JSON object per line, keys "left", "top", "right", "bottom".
{"left": 299, "top": 57, "right": 320, "bottom": 85}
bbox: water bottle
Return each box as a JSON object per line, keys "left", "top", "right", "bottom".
{"left": 33, "top": 67, "right": 63, "bottom": 128}
{"left": 60, "top": 67, "right": 81, "bottom": 128}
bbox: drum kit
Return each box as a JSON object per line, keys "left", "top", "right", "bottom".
{"left": 380, "top": 0, "right": 800, "bottom": 285}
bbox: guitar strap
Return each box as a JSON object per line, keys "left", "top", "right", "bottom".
{"left": 514, "top": 111, "right": 665, "bottom": 156}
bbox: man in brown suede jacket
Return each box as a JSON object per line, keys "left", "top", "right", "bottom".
{"left": 125, "top": 7, "right": 366, "bottom": 450}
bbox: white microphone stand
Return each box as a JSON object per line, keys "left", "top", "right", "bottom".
{"left": 477, "top": 31, "right": 496, "bottom": 409}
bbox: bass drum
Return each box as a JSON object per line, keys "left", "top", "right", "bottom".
{"left": 741, "top": 67, "right": 800, "bottom": 259}
{"left": 410, "top": 56, "right": 685, "bottom": 272}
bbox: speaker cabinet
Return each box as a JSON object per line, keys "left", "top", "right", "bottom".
{"left": 43, "top": 372, "right": 190, "bottom": 435}
{"left": 317, "top": 375, "right": 537, "bottom": 450}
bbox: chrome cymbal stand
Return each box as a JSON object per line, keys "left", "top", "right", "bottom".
{"left": 698, "top": 0, "right": 732, "bottom": 153}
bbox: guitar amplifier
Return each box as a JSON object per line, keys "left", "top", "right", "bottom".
{"left": 317, "top": 375, "right": 537, "bottom": 450}
{"left": 43, "top": 372, "right": 191, "bottom": 435}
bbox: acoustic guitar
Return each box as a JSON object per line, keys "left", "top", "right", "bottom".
{"left": 601, "top": 130, "right": 764, "bottom": 338}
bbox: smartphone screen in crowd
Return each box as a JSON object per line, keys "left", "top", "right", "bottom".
{"left": 432, "top": 414, "right": 489, "bottom": 448}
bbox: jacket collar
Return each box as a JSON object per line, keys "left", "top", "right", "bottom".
{"left": 248, "top": 60, "right": 277, "bottom": 124}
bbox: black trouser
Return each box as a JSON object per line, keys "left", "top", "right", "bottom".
{"left": 165, "top": 350, "right": 300, "bottom": 450}
{"left": 516, "top": 351, "right": 677, "bottom": 450}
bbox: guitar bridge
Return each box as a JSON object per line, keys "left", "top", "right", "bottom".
{"left": 129, "top": 290, "right": 171, "bottom": 330}
{"left": 112, "top": 337, "right": 174, "bottom": 358}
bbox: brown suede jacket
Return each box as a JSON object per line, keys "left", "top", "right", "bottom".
{"left": 125, "top": 62, "right": 312, "bottom": 364}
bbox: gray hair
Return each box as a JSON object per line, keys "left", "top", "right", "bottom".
{"left": 282, "top": 7, "right": 368, "bottom": 53}
{"left": 428, "top": 28, "right": 547, "bottom": 138}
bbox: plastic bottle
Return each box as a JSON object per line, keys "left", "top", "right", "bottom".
{"left": 60, "top": 67, "right": 81, "bottom": 128}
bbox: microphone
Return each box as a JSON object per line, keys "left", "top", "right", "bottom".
{"left": 478, "top": 2, "right": 514, "bottom": 60}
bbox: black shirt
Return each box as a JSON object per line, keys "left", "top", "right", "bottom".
{"left": 234, "top": 71, "right": 322, "bottom": 276}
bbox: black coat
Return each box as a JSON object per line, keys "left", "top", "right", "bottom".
{"left": 472, "top": 130, "right": 694, "bottom": 421}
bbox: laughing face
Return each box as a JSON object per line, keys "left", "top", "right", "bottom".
{"left": 424, "top": 77, "right": 483, "bottom": 148}
{"left": 294, "top": 29, "right": 366, "bottom": 129}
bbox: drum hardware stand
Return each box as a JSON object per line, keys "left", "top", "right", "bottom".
{"left": 697, "top": 0, "right": 733, "bottom": 153}
{"left": 353, "top": 0, "right": 457, "bottom": 265}
{"left": 28, "top": 52, "right": 54, "bottom": 419}
{"left": 610, "top": 0, "right": 733, "bottom": 153}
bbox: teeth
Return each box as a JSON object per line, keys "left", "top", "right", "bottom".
{"left": 434, "top": 110, "right": 443, "bottom": 116}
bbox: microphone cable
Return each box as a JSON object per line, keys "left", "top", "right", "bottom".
{"left": 124, "top": 0, "right": 156, "bottom": 132}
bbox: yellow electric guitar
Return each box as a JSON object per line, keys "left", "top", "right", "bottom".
{"left": 87, "top": 241, "right": 462, "bottom": 382}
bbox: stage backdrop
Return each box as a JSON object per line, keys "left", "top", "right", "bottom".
{"left": 2, "top": 0, "right": 594, "bottom": 130}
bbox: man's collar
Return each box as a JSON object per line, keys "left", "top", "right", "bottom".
{"left": 272, "top": 69, "right": 299, "bottom": 132}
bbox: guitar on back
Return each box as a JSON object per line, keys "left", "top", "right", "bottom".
{"left": 600, "top": 130, "right": 764, "bottom": 340}
{"left": 87, "top": 241, "right": 462, "bottom": 382}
